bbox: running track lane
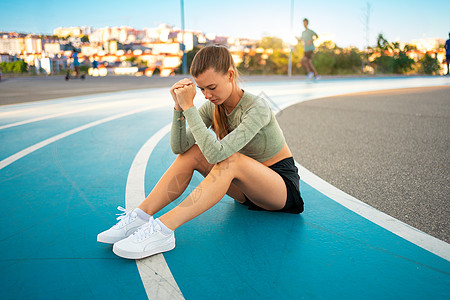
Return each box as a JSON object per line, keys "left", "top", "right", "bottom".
{"left": 0, "top": 76, "right": 449, "bottom": 299}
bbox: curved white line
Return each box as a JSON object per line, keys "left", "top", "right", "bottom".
{"left": 0, "top": 103, "right": 169, "bottom": 170}
{"left": 0, "top": 94, "right": 115, "bottom": 118}
{"left": 294, "top": 162, "right": 450, "bottom": 261}
{"left": 0, "top": 98, "right": 150, "bottom": 130}
{"left": 0, "top": 87, "right": 166, "bottom": 118}
{"left": 125, "top": 124, "right": 184, "bottom": 300}
{"left": 279, "top": 99, "right": 450, "bottom": 262}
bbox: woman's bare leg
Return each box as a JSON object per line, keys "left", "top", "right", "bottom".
{"left": 301, "top": 56, "right": 311, "bottom": 73}
{"left": 138, "top": 144, "right": 247, "bottom": 216}
{"left": 159, "top": 152, "right": 287, "bottom": 230}
{"left": 137, "top": 145, "right": 212, "bottom": 215}
{"left": 307, "top": 58, "right": 318, "bottom": 76}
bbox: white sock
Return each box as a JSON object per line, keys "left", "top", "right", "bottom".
{"left": 155, "top": 218, "right": 173, "bottom": 234}
{"left": 134, "top": 208, "right": 152, "bottom": 222}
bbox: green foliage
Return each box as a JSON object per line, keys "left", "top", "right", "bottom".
{"left": 373, "top": 55, "right": 395, "bottom": 73}
{"left": 376, "top": 34, "right": 390, "bottom": 51}
{"left": 239, "top": 36, "right": 364, "bottom": 75}
{"left": 125, "top": 57, "right": 137, "bottom": 63}
{"left": 81, "top": 35, "right": 89, "bottom": 43}
{"left": 153, "top": 67, "right": 161, "bottom": 75}
{"left": 238, "top": 53, "right": 265, "bottom": 75}
{"left": 313, "top": 51, "right": 335, "bottom": 74}
{"left": 372, "top": 33, "right": 415, "bottom": 74}
{"left": 266, "top": 50, "right": 289, "bottom": 74}
{"left": 392, "top": 52, "right": 414, "bottom": 73}
{"left": 79, "top": 65, "right": 89, "bottom": 73}
{"left": 311, "top": 45, "right": 362, "bottom": 75}
{"left": 0, "top": 60, "right": 28, "bottom": 74}
{"left": 136, "top": 59, "right": 148, "bottom": 68}
{"left": 418, "top": 54, "right": 441, "bottom": 75}
{"left": 373, "top": 53, "right": 414, "bottom": 74}
{"left": 258, "top": 37, "right": 284, "bottom": 50}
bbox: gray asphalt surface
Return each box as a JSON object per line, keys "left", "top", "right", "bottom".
{"left": 0, "top": 74, "right": 312, "bottom": 106}
{"left": 277, "top": 86, "right": 450, "bottom": 243}
{"left": 0, "top": 75, "right": 186, "bottom": 105}
{"left": 1, "top": 76, "right": 448, "bottom": 243}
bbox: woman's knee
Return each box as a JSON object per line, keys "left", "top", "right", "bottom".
{"left": 177, "top": 145, "right": 211, "bottom": 174}
{"left": 213, "top": 152, "right": 243, "bottom": 175}
{"left": 178, "top": 144, "right": 200, "bottom": 159}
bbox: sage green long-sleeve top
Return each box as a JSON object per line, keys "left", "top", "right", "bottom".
{"left": 170, "top": 90, "right": 286, "bottom": 164}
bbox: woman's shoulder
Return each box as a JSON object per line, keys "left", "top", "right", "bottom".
{"left": 242, "top": 90, "right": 271, "bottom": 111}
{"left": 240, "top": 91, "right": 272, "bottom": 123}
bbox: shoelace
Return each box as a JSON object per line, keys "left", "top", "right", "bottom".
{"left": 133, "top": 220, "right": 160, "bottom": 242}
{"left": 113, "top": 206, "right": 136, "bottom": 228}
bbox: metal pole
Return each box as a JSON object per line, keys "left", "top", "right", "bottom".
{"left": 180, "top": 0, "right": 187, "bottom": 74}
{"left": 288, "top": 0, "right": 294, "bottom": 77}
{"left": 362, "top": 2, "right": 371, "bottom": 73}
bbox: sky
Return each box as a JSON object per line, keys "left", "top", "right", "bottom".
{"left": 2, "top": 0, "right": 449, "bottom": 49}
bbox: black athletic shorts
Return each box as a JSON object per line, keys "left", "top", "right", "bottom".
{"left": 241, "top": 157, "right": 304, "bottom": 214}
{"left": 304, "top": 51, "right": 313, "bottom": 59}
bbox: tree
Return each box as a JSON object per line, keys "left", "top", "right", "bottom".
{"left": 258, "top": 37, "right": 284, "bottom": 50}
{"left": 373, "top": 55, "right": 395, "bottom": 73}
{"left": 376, "top": 33, "right": 390, "bottom": 51}
{"left": 266, "top": 50, "right": 289, "bottom": 74}
{"left": 0, "top": 61, "right": 28, "bottom": 74}
{"left": 419, "top": 54, "right": 441, "bottom": 75}
{"left": 392, "top": 52, "right": 414, "bottom": 74}
{"left": 334, "top": 48, "right": 362, "bottom": 74}
{"left": 81, "top": 35, "right": 90, "bottom": 43}
{"left": 313, "top": 51, "right": 336, "bottom": 74}
{"left": 372, "top": 33, "right": 414, "bottom": 74}
{"left": 238, "top": 53, "right": 265, "bottom": 75}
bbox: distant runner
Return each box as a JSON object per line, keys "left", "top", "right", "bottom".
{"left": 71, "top": 50, "right": 80, "bottom": 78}
{"left": 445, "top": 32, "right": 450, "bottom": 75}
{"left": 298, "top": 18, "right": 320, "bottom": 79}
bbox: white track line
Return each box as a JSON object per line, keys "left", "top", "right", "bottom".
{"left": 0, "top": 94, "right": 115, "bottom": 118}
{"left": 0, "top": 87, "right": 168, "bottom": 118}
{"left": 0, "top": 103, "right": 170, "bottom": 170}
{"left": 125, "top": 124, "right": 184, "bottom": 300}
{"left": 0, "top": 98, "right": 151, "bottom": 130}
{"left": 295, "top": 162, "right": 450, "bottom": 261}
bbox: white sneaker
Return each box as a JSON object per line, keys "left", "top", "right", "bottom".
{"left": 314, "top": 75, "right": 321, "bottom": 80}
{"left": 307, "top": 72, "right": 314, "bottom": 79}
{"left": 97, "top": 206, "right": 151, "bottom": 244}
{"left": 113, "top": 220, "right": 175, "bottom": 259}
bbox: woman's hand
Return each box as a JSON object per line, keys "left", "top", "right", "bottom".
{"left": 174, "top": 83, "right": 196, "bottom": 111}
{"left": 170, "top": 78, "right": 193, "bottom": 111}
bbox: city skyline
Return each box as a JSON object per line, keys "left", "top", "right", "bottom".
{"left": 2, "top": 0, "right": 449, "bottom": 49}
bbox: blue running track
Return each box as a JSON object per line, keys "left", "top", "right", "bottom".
{"left": 1, "top": 77, "right": 449, "bottom": 299}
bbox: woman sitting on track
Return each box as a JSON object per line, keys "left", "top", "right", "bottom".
{"left": 97, "top": 44, "right": 304, "bottom": 259}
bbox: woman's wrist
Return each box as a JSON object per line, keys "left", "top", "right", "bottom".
{"left": 181, "top": 104, "right": 194, "bottom": 111}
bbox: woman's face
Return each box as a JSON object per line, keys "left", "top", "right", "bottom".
{"left": 194, "top": 68, "right": 233, "bottom": 106}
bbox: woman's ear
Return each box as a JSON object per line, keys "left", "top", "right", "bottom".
{"left": 228, "top": 69, "right": 235, "bottom": 82}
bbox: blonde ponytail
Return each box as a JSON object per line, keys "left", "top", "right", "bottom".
{"left": 213, "top": 104, "right": 230, "bottom": 140}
